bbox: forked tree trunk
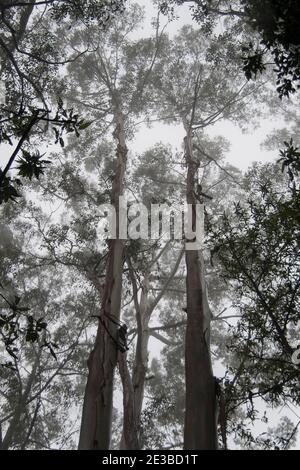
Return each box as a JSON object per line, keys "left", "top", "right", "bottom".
{"left": 183, "top": 127, "right": 218, "bottom": 450}
{"left": 119, "top": 267, "right": 151, "bottom": 450}
{"left": 78, "top": 109, "right": 127, "bottom": 450}
{"left": 120, "top": 249, "right": 184, "bottom": 449}
{"left": 132, "top": 274, "right": 151, "bottom": 432}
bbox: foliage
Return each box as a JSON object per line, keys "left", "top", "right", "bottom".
{"left": 278, "top": 139, "right": 300, "bottom": 183}
{"left": 49, "top": 0, "right": 127, "bottom": 24}
{"left": 0, "top": 0, "right": 120, "bottom": 204}
{"left": 159, "top": 1, "right": 300, "bottom": 98}
{"left": 206, "top": 150, "right": 300, "bottom": 447}
{"left": 1, "top": 0, "right": 299, "bottom": 451}
{"left": 0, "top": 100, "right": 92, "bottom": 204}
{"left": 241, "top": 0, "right": 300, "bottom": 98}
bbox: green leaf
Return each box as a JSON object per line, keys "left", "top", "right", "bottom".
{"left": 78, "top": 120, "right": 93, "bottom": 130}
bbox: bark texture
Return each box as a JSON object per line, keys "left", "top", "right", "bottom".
{"left": 118, "top": 352, "right": 140, "bottom": 450}
{"left": 183, "top": 127, "right": 218, "bottom": 450}
{"left": 78, "top": 110, "right": 127, "bottom": 450}
{"left": 120, "top": 248, "right": 184, "bottom": 449}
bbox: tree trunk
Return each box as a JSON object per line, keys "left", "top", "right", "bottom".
{"left": 1, "top": 1, "right": 35, "bottom": 58}
{"left": 78, "top": 109, "right": 127, "bottom": 450}
{"left": 132, "top": 274, "right": 151, "bottom": 429}
{"left": 119, "top": 266, "right": 151, "bottom": 449}
{"left": 1, "top": 356, "right": 38, "bottom": 450}
{"left": 118, "top": 352, "right": 140, "bottom": 450}
{"left": 121, "top": 248, "right": 184, "bottom": 449}
{"left": 183, "top": 127, "right": 218, "bottom": 450}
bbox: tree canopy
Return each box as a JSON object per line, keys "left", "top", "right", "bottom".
{"left": 0, "top": 0, "right": 299, "bottom": 451}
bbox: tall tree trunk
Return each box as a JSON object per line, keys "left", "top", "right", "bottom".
{"left": 118, "top": 352, "right": 140, "bottom": 450}
{"left": 78, "top": 109, "right": 127, "bottom": 450}
{"left": 132, "top": 273, "right": 151, "bottom": 430}
{"left": 1, "top": 1, "right": 35, "bottom": 59}
{"left": 183, "top": 126, "right": 218, "bottom": 450}
{"left": 13, "top": 3, "right": 36, "bottom": 52}
{"left": 119, "top": 264, "right": 151, "bottom": 449}
{"left": 1, "top": 356, "right": 38, "bottom": 450}
{"left": 121, "top": 248, "right": 184, "bottom": 449}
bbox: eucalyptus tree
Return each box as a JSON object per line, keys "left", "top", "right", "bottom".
{"left": 36, "top": 141, "right": 186, "bottom": 449}
{"left": 15, "top": 142, "right": 124, "bottom": 448}
{"left": 19, "top": 5, "right": 170, "bottom": 448}
{"left": 136, "top": 143, "right": 299, "bottom": 449}
{"left": 150, "top": 24, "right": 265, "bottom": 448}
{"left": 117, "top": 144, "right": 187, "bottom": 448}
{"left": 135, "top": 140, "right": 244, "bottom": 450}
{"left": 116, "top": 240, "right": 183, "bottom": 449}
{"left": 0, "top": 4, "right": 105, "bottom": 366}
{"left": 0, "top": 202, "right": 95, "bottom": 449}
{"left": 2, "top": 0, "right": 296, "bottom": 451}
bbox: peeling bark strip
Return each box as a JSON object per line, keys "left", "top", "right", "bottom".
{"left": 78, "top": 110, "right": 127, "bottom": 450}
{"left": 183, "top": 127, "right": 218, "bottom": 450}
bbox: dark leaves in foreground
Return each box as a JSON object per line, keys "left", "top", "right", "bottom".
{"left": 0, "top": 290, "right": 59, "bottom": 366}
{"left": 16, "top": 150, "right": 51, "bottom": 181}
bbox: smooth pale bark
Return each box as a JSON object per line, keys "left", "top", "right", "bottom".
{"left": 183, "top": 126, "right": 218, "bottom": 450}
{"left": 118, "top": 352, "right": 140, "bottom": 450}
{"left": 119, "top": 262, "right": 151, "bottom": 449}
{"left": 132, "top": 273, "right": 151, "bottom": 430}
{"left": 120, "top": 248, "right": 184, "bottom": 449}
{"left": 78, "top": 109, "right": 127, "bottom": 450}
{"left": 131, "top": 250, "right": 184, "bottom": 447}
